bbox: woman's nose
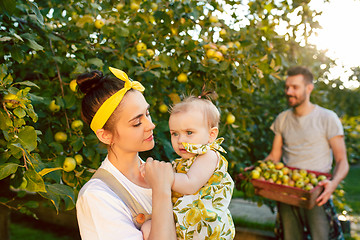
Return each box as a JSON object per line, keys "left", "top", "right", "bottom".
{"left": 145, "top": 117, "right": 156, "bottom": 131}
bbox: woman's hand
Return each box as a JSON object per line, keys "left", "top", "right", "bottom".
{"left": 143, "top": 158, "right": 176, "bottom": 240}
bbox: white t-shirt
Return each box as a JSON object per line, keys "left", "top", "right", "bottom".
{"left": 270, "top": 105, "right": 344, "bottom": 173}
{"left": 76, "top": 157, "right": 152, "bottom": 240}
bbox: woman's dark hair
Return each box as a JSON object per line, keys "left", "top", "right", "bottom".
{"left": 76, "top": 70, "right": 125, "bottom": 129}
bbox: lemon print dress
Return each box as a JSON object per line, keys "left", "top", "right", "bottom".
{"left": 172, "top": 138, "right": 235, "bottom": 240}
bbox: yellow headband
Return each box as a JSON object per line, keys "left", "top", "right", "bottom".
{"left": 90, "top": 67, "right": 145, "bottom": 133}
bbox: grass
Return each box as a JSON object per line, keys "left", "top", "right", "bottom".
{"left": 10, "top": 222, "right": 73, "bottom": 240}
{"left": 343, "top": 164, "right": 360, "bottom": 214}
{"left": 233, "top": 216, "right": 275, "bottom": 232}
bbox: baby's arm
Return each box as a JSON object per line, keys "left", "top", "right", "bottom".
{"left": 172, "top": 150, "right": 218, "bottom": 195}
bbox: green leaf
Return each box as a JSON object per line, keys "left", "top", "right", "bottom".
{"left": 0, "top": 0, "right": 16, "bottom": 14}
{"left": 17, "top": 81, "right": 40, "bottom": 89}
{"left": 29, "top": 2, "right": 44, "bottom": 25}
{"left": 9, "top": 143, "right": 23, "bottom": 159}
{"left": 64, "top": 93, "right": 76, "bottom": 109}
{"left": 25, "top": 104, "right": 38, "bottom": 122}
{"left": 0, "top": 163, "right": 19, "bottom": 180}
{"left": 40, "top": 184, "right": 76, "bottom": 212}
{"left": 38, "top": 167, "right": 63, "bottom": 177}
{"left": 24, "top": 201, "right": 39, "bottom": 209}
{"left": 219, "top": 61, "right": 230, "bottom": 71}
{"left": 16, "top": 126, "right": 37, "bottom": 152}
{"left": 10, "top": 46, "right": 24, "bottom": 63}
{"left": 71, "top": 137, "right": 84, "bottom": 152}
{"left": 88, "top": 58, "right": 104, "bottom": 67}
{"left": 13, "top": 108, "right": 26, "bottom": 118}
{"left": 26, "top": 39, "right": 44, "bottom": 51}
{"left": 118, "top": 26, "right": 130, "bottom": 37}
{"left": 49, "top": 142, "right": 64, "bottom": 153}
{"left": 0, "top": 36, "right": 12, "bottom": 42}
{"left": 24, "top": 167, "right": 46, "bottom": 192}
{"left": 0, "top": 110, "right": 13, "bottom": 130}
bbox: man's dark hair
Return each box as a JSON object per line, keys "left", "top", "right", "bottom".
{"left": 287, "top": 66, "right": 314, "bottom": 84}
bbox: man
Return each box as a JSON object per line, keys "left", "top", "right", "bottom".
{"left": 266, "top": 66, "right": 349, "bottom": 240}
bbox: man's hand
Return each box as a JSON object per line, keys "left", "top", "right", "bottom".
{"left": 316, "top": 179, "right": 337, "bottom": 206}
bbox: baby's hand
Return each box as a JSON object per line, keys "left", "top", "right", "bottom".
{"left": 139, "top": 162, "right": 146, "bottom": 179}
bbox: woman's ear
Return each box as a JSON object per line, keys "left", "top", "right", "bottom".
{"left": 208, "top": 127, "right": 219, "bottom": 143}
{"left": 95, "top": 129, "right": 113, "bottom": 145}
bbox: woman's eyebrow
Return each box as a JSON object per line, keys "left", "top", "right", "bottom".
{"left": 128, "top": 104, "right": 150, "bottom": 122}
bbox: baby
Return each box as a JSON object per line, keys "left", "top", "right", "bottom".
{"left": 141, "top": 94, "right": 235, "bottom": 239}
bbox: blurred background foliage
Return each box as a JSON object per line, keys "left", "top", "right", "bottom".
{"left": 1, "top": 0, "right": 359, "bottom": 216}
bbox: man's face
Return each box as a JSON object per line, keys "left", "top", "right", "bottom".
{"left": 285, "top": 74, "right": 312, "bottom": 108}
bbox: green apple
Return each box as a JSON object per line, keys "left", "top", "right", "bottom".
{"left": 270, "top": 173, "right": 278, "bottom": 182}
{"left": 299, "top": 169, "right": 308, "bottom": 178}
{"left": 94, "top": 19, "right": 105, "bottom": 29}
{"left": 63, "top": 157, "right": 76, "bottom": 172}
{"left": 288, "top": 180, "right": 295, "bottom": 187}
{"left": 54, "top": 131, "right": 67, "bottom": 143}
{"left": 251, "top": 169, "right": 260, "bottom": 179}
{"left": 295, "top": 179, "right": 304, "bottom": 188}
{"left": 282, "top": 175, "right": 290, "bottom": 184}
{"left": 159, "top": 104, "right": 168, "bottom": 113}
{"left": 281, "top": 167, "right": 290, "bottom": 175}
{"left": 69, "top": 79, "right": 78, "bottom": 92}
{"left": 177, "top": 73, "right": 188, "bottom": 83}
{"left": 263, "top": 171, "right": 270, "bottom": 180}
{"left": 206, "top": 49, "right": 216, "bottom": 58}
{"left": 275, "top": 162, "right": 284, "bottom": 170}
{"left": 209, "top": 15, "right": 218, "bottom": 23}
{"left": 304, "top": 184, "right": 314, "bottom": 191}
{"left": 308, "top": 172, "right": 317, "bottom": 179}
{"left": 116, "top": 3, "right": 124, "bottom": 11}
{"left": 130, "top": 2, "right": 140, "bottom": 11}
{"left": 292, "top": 172, "right": 301, "bottom": 181}
{"left": 318, "top": 175, "right": 327, "bottom": 182}
{"left": 136, "top": 42, "right": 147, "bottom": 51}
{"left": 226, "top": 113, "right": 236, "bottom": 124}
{"left": 212, "top": 51, "right": 224, "bottom": 62}
{"left": 310, "top": 177, "right": 318, "bottom": 186}
{"left": 74, "top": 154, "right": 83, "bottom": 165}
{"left": 71, "top": 120, "right": 84, "bottom": 131}
{"left": 49, "top": 100, "right": 60, "bottom": 112}
{"left": 304, "top": 177, "right": 310, "bottom": 185}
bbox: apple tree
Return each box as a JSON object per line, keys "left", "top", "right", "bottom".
{"left": 1, "top": 0, "right": 353, "bottom": 228}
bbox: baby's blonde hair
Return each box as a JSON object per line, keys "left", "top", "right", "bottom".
{"left": 170, "top": 95, "right": 220, "bottom": 128}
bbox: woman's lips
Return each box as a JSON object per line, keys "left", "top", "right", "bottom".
{"left": 145, "top": 135, "right": 154, "bottom": 141}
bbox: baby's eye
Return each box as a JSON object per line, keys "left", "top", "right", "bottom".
{"left": 171, "top": 132, "right": 178, "bottom": 137}
{"left": 186, "top": 131, "right": 193, "bottom": 135}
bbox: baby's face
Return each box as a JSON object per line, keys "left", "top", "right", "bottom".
{"left": 169, "top": 110, "right": 211, "bottom": 159}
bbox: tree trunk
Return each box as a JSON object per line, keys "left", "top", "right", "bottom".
{"left": 0, "top": 205, "right": 10, "bottom": 240}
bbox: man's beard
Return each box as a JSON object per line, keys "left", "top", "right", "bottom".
{"left": 286, "top": 92, "right": 306, "bottom": 108}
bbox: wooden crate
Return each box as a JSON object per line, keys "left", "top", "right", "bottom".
{"left": 238, "top": 167, "right": 331, "bottom": 209}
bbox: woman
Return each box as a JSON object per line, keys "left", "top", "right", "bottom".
{"left": 76, "top": 67, "right": 176, "bottom": 240}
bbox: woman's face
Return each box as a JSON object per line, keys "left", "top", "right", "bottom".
{"left": 110, "top": 90, "right": 155, "bottom": 153}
